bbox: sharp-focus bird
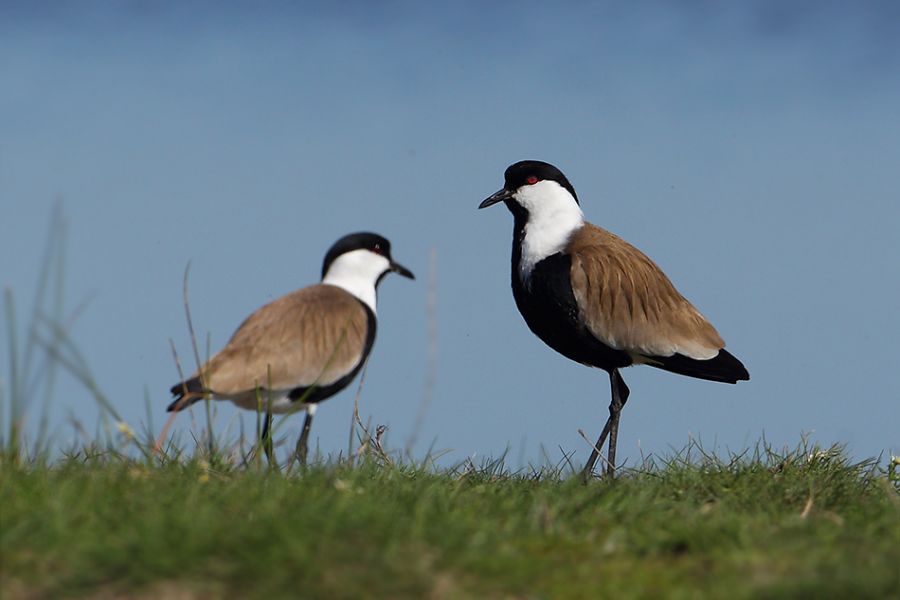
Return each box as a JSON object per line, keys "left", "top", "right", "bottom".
{"left": 479, "top": 160, "right": 749, "bottom": 478}
{"left": 168, "top": 232, "right": 414, "bottom": 463}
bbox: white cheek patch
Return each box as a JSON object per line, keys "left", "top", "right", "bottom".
{"left": 322, "top": 249, "right": 390, "bottom": 313}
{"left": 516, "top": 181, "right": 584, "bottom": 282}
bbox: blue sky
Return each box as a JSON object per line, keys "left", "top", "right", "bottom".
{"left": 2, "top": 1, "right": 898, "bottom": 466}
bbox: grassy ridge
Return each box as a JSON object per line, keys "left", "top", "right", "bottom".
{"left": 2, "top": 445, "right": 898, "bottom": 599}
{"left": 3, "top": 216, "right": 899, "bottom": 598}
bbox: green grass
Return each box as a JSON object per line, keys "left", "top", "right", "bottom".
{"left": 2, "top": 444, "right": 898, "bottom": 599}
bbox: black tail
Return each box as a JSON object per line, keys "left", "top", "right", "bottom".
{"left": 167, "top": 377, "right": 205, "bottom": 412}
{"left": 649, "top": 349, "right": 749, "bottom": 384}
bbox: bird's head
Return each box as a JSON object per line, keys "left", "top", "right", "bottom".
{"left": 479, "top": 160, "right": 580, "bottom": 220}
{"left": 322, "top": 232, "right": 414, "bottom": 291}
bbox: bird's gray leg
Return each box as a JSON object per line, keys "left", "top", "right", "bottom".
{"left": 581, "top": 415, "right": 612, "bottom": 481}
{"left": 606, "top": 369, "right": 630, "bottom": 477}
{"left": 581, "top": 369, "right": 630, "bottom": 481}
{"left": 295, "top": 404, "right": 317, "bottom": 466}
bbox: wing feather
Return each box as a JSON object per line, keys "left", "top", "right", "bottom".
{"left": 569, "top": 224, "right": 724, "bottom": 360}
{"left": 193, "top": 285, "right": 368, "bottom": 395}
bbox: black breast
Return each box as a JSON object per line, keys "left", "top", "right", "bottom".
{"left": 512, "top": 252, "right": 631, "bottom": 372}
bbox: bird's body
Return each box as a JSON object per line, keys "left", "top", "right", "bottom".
{"left": 168, "top": 284, "right": 375, "bottom": 414}
{"left": 513, "top": 221, "right": 746, "bottom": 381}
{"left": 480, "top": 160, "right": 748, "bottom": 477}
{"left": 168, "top": 232, "right": 414, "bottom": 462}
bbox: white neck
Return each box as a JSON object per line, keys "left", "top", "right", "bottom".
{"left": 515, "top": 180, "right": 584, "bottom": 281}
{"left": 321, "top": 249, "right": 389, "bottom": 313}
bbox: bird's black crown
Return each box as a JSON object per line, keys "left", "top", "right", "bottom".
{"left": 322, "top": 232, "right": 393, "bottom": 278}
{"left": 504, "top": 160, "right": 579, "bottom": 204}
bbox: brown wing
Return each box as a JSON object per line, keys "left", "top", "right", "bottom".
{"left": 568, "top": 224, "right": 724, "bottom": 360}
{"left": 194, "top": 284, "right": 369, "bottom": 395}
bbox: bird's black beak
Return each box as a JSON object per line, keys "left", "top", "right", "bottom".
{"left": 479, "top": 188, "right": 512, "bottom": 209}
{"left": 390, "top": 261, "right": 415, "bottom": 280}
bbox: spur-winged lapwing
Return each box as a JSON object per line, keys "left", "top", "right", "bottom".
{"left": 479, "top": 160, "right": 749, "bottom": 478}
{"left": 168, "top": 232, "right": 414, "bottom": 463}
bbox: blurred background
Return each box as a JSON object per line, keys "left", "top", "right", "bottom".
{"left": 2, "top": 1, "right": 898, "bottom": 466}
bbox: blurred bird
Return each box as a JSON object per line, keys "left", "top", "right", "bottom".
{"left": 168, "top": 232, "right": 414, "bottom": 464}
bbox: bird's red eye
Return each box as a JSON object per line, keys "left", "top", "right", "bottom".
{"left": 372, "top": 244, "right": 384, "bottom": 255}
{"left": 526, "top": 175, "right": 539, "bottom": 185}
